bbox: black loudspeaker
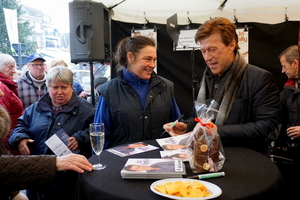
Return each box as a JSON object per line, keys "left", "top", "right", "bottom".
{"left": 69, "top": 1, "right": 110, "bottom": 63}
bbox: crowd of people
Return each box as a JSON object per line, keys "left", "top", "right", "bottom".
{"left": 0, "top": 16, "right": 299, "bottom": 199}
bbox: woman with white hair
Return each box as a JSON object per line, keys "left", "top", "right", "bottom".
{"left": 0, "top": 54, "right": 23, "bottom": 155}
{"left": 9, "top": 66, "right": 95, "bottom": 200}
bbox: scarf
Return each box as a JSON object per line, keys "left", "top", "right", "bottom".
{"left": 197, "top": 51, "right": 247, "bottom": 125}
{"left": 28, "top": 71, "right": 47, "bottom": 85}
{"left": 0, "top": 73, "right": 18, "bottom": 95}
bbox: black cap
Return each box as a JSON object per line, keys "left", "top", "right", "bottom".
{"left": 94, "top": 77, "right": 108, "bottom": 88}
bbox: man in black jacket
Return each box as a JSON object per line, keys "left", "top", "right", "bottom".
{"left": 164, "top": 17, "right": 281, "bottom": 155}
{"left": 278, "top": 45, "right": 300, "bottom": 165}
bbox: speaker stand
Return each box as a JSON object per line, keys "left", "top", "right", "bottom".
{"left": 89, "top": 61, "right": 95, "bottom": 106}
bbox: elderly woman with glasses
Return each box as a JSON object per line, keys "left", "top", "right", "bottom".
{"left": 9, "top": 66, "right": 95, "bottom": 200}
{"left": 17, "top": 53, "right": 48, "bottom": 109}
{"left": 0, "top": 54, "right": 24, "bottom": 155}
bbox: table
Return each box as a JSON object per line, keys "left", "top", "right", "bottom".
{"left": 76, "top": 140, "right": 285, "bottom": 200}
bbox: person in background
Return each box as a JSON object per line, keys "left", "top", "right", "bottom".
{"left": 87, "top": 76, "right": 108, "bottom": 107}
{"left": 50, "top": 58, "right": 88, "bottom": 98}
{"left": 0, "top": 54, "right": 23, "bottom": 155}
{"left": 13, "top": 70, "right": 23, "bottom": 82}
{"left": 17, "top": 53, "right": 48, "bottom": 109}
{"left": 163, "top": 17, "right": 281, "bottom": 155}
{"left": 94, "top": 36, "right": 182, "bottom": 149}
{"left": 9, "top": 66, "right": 95, "bottom": 200}
{"left": 278, "top": 45, "right": 300, "bottom": 166}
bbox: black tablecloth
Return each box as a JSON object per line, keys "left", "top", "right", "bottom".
{"left": 76, "top": 140, "right": 285, "bottom": 200}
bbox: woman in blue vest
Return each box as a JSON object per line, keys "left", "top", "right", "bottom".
{"left": 95, "top": 36, "right": 182, "bottom": 149}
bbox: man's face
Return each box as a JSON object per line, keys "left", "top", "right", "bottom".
{"left": 280, "top": 55, "right": 298, "bottom": 79}
{"left": 27, "top": 59, "right": 45, "bottom": 80}
{"left": 199, "top": 33, "right": 235, "bottom": 76}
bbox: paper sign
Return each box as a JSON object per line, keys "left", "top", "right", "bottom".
{"left": 45, "top": 128, "right": 80, "bottom": 156}
{"left": 55, "top": 128, "right": 80, "bottom": 154}
{"left": 45, "top": 134, "right": 72, "bottom": 156}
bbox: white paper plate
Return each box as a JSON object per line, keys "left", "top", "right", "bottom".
{"left": 150, "top": 178, "right": 222, "bottom": 200}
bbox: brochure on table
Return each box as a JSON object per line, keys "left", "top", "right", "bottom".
{"left": 106, "top": 142, "right": 159, "bottom": 157}
{"left": 121, "top": 158, "right": 186, "bottom": 179}
{"left": 156, "top": 132, "right": 192, "bottom": 150}
{"left": 159, "top": 149, "right": 190, "bottom": 162}
{"left": 156, "top": 132, "right": 192, "bottom": 161}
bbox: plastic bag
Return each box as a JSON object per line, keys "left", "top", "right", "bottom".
{"left": 187, "top": 100, "right": 226, "bottom": 173}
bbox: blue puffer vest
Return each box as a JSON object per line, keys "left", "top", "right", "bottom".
{"left": 99, "top": 71, "right": 174, "bottom": 147}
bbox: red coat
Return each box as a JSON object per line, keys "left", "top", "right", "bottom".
{"left": 0, "top": 73, "right": 24, "bottom": 155}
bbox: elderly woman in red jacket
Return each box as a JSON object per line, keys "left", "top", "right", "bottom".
{"left": 0, "top": 54, "right": 23, "bottom": 155}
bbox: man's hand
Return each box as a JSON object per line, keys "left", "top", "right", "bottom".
{"left": 163, "top": 122, "right": 188, "bottom": 137}
{"left": 18, "top": 139, "right": 34, "bottom": 155}
{"left": 56, "top": 154, "right": 93, "bottom": 173}
{"left": 287, "top": 126, "right": 300, "bottom": 139}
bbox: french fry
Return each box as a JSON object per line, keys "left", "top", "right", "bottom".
{"left": 154, "top": 180, "right": 211, "bottom": 198}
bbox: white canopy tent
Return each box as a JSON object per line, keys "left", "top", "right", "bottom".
{"left": 94, "top": 0, "right": 300, "bottom": 25}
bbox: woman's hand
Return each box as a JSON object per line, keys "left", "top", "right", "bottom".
{"left": 18, "top": 139, "right": 34, "bottom": 155}
{"left": 67, "top": 137, "right": 79, "bottom": 151}
{"left": 79, "top": 91, "right": 88, "bottom": 98}
{"left": 56, "top": 154, "right": 93, "bottom": 173}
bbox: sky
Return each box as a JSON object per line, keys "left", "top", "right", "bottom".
{"left": 20, "top": 0, "right": 71, "bottom": 32}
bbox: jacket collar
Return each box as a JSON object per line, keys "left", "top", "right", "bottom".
{"left": 38, "top": 91, "right": 79, "bottom": 113}
{"left": 0, "top": 72, "right": 18, "bottom": 95}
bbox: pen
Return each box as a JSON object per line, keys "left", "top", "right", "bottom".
{"left": 160, "top": 114, "right": 184, "bottom": 137}
{"left": 187, "top": 172, "right": 225, "bottom": 179}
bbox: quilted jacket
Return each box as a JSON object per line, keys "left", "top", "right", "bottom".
{"left": 0, "top": 155, "right": 56, "bottom": 199}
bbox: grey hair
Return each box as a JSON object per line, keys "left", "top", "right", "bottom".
{"left": 0, "top": 54, "right": 16, "bottom": 72}
{"left": 279, "top": 45, "right": 299, "bottom": 64}
{"left": 46, "top": 66, "right": 73, "bottom": 87}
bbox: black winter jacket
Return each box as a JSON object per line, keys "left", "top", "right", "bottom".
{"left": 185, "top": 64, "right": 282, "bottom": 154}
{"left": 279, "top": 82, "right": 300, "bottom": 145}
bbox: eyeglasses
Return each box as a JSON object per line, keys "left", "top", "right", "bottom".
{"left": 28, "top": 63, "right": 45, "bottom": 67}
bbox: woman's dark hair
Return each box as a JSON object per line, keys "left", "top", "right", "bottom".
{"left": 114, "top": 36, "right": 155, "bottom": 72}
